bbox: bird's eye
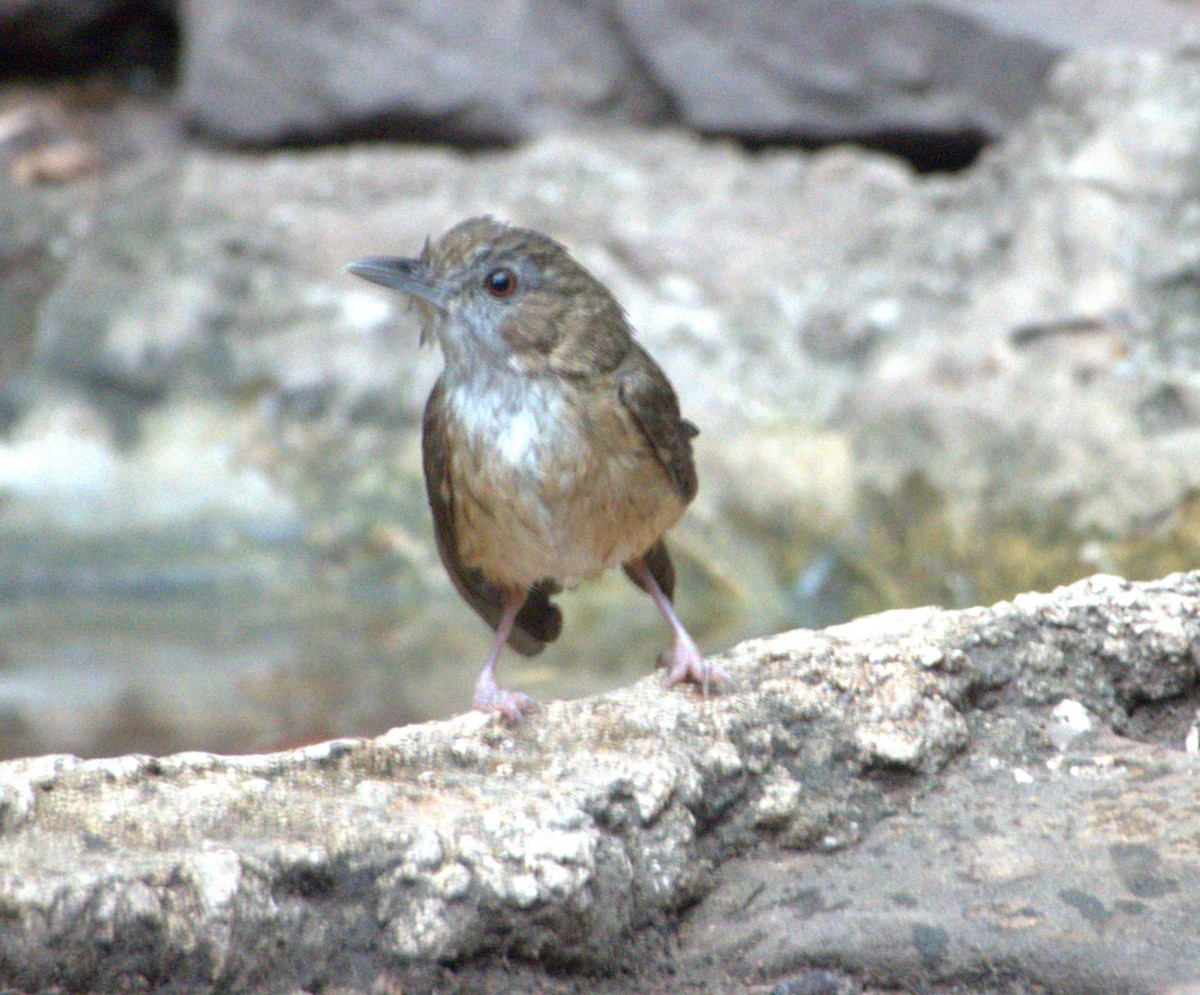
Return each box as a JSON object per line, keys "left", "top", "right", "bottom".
{"left": 484, "top": 268, "right": 517, "bottom": 298}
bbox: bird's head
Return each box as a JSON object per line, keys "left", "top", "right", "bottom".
{"left": 348, "top": 216, "right": 631, "bottom": 376}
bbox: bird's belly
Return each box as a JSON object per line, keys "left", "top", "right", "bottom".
{"left": 448, "top": 399, "right": 684, "bottom": 588}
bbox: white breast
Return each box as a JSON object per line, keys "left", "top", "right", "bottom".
{"left": 445, "top": 377, "right": 570, "bottom": 472}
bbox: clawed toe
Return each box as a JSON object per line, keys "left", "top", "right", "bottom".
{"left": 474, "top": 686, "right": 532, "bottom": 721}
{"left": 659, "top": 639, "right": 730, "bottom": 698}
{"left": 473, "top": 651, "right": 533, "bottom": 721}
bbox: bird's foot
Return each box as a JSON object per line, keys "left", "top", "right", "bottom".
{"left": 658, "top": 633, "right": 731, "bottom": 698}
{"left": 473, "top": 670, "right": 532, "bottom": 721}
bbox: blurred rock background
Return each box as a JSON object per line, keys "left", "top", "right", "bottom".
{"left": 2, "top": 0, "right": 1200, "bottom": 758}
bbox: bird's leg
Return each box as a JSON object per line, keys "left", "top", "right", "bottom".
{"left": 473, "top": 589, "right": 533, "bottom": 720}
{"left": 626, "top": 558, "right": 729, "bottom": 697}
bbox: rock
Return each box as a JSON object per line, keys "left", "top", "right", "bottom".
{"left": 839, "top": 47, "right": 1200, "bottom": 598}
{"left": 682, "top": 745, "right": 1200, "bottom": 993}
{"left": 175, "top": 0, "right": 1200, "bottom": 151}
{"left": 0, "top": 571, "right": 1197, "bottom": 992}
{"left": 7, "top": 2, "right": 1200, "bottom": 154}
{"left": 176, "top": 0, "right": 658, "bottom": 146}
{"left": 621, "top": 0, "right": 1056, "bottom": 144}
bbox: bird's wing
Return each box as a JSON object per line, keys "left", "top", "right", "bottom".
{"left": 422, "top": 378, "right": 562, "bottom": 656}
{"left": 616, "top": 342, "right": 699, "bottom": 504}
{"left": 623, "top": 536, "right": 677, "bottom": 601}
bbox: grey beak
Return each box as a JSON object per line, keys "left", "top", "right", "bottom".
{"left": 346, "top": 256, "right": 447, "bottom": 308}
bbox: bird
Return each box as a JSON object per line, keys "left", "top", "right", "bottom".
{"left": 347, "top": 216, "right": 727, "bottom": 719}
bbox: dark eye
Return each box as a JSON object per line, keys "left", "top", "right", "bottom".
{"left": 484, "top": 268, "right": 517, "bottom": 298}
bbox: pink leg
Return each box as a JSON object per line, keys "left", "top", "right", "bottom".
{"left": 627, "top": 559, "right": 729, "bottom": 697}
{"left": 472, "top": 591, "right": 533, "bottom": 720}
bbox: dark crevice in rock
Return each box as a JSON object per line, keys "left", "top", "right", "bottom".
{"left": 736, "top": 127, "right": 993, "bottom": 174}
{"left": 0, "top": 2, "right": 179, "bottom": 93}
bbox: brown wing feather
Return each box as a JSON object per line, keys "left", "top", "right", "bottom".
{"left": 616, "top": 342, "right": 698, "bottom": 504}
{"left": 616, "top": 343, "right": 695, "bottom": 602}
{"left": 422, "top": 378, "right": 562, "bottom": 656}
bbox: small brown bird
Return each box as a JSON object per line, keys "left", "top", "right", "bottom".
{"left": 348, "top": 217, "right": 727, "bottom": 718}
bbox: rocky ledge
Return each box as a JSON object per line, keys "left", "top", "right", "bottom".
{"left": 1, "top": 571, "right": 1198, "bottom": 993}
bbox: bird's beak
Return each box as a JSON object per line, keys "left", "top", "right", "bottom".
{"left": 345, "top": 256, "right": 448, "bottom": 309}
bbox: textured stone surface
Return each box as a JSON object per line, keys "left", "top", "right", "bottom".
{"left": 845, "top": 47, "right": 1200, "bottom": 540}
{"left": 8, "top": 2, "right": 1200, "bottom": 152}
{"left": 176, "top": 0, "right": 657, "bottom": 146}
{"left": 684, "top": 748, "right": 1200, "bottom": 993}
{"left": 620, "top": 0, "right": 1054, "bottom": 141}
{"left": 173, "top": 0, "right": 1200, "bottom": 149}
{"left": 0, "top": 571, "right": 1198, "bottom": 992}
